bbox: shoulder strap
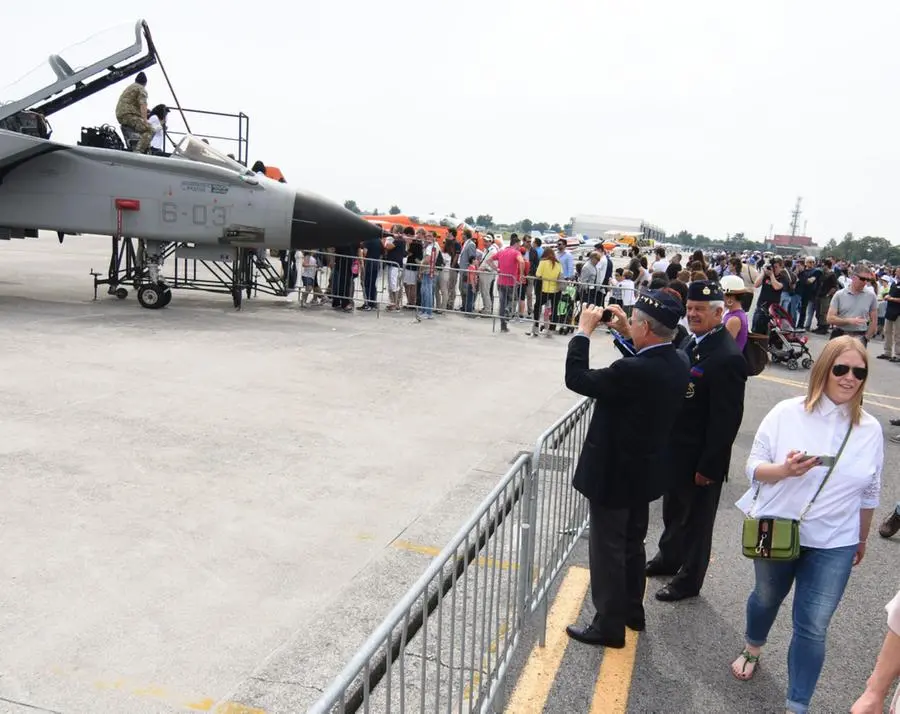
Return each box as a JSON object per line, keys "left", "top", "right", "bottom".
{"left": 749, "top": 423, "right": 853, "bottom": 520}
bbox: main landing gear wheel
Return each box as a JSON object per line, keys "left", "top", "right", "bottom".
{"left": 802, "top": 357, "right": 813, "bottom": 369}
{"left": 137, "top": 284, "right": 172, "bottom": 310}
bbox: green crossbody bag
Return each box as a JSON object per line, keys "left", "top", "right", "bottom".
{"left": 741, "top": 424, "right": 853, "bottom": 561}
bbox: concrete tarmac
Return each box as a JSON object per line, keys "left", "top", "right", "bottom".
{"left": 501, "top": 330, "right": 900, "bottom": 713}
{"left": 0, "top": 235, "right": 578, "bottom": 714}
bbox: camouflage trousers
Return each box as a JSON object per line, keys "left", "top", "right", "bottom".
{"left": 118, "top": 114, "right": 153, "bottom": 153}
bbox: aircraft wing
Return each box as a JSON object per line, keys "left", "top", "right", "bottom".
{"left": 0, "top": 129, "right": 71, "bottom": 177}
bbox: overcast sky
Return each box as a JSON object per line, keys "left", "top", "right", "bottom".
{"left": 2, "top": 1, "right": 896, "bottom": 243}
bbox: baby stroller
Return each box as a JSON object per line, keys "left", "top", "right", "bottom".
{"left": 556, "top": 282, "right": 579, "bottom": 335}
{"left": 766, "top": 304, "right": 814, "bottom": 370}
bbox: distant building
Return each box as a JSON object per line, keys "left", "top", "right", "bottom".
{"left": 570, "top": 214, "right": 665, "bottom": 244}
{"left": 771, "top": 234, "right": 814, "bottom": 247}
{"left": 765, "top": 234, "right": 819, "bottom": 256}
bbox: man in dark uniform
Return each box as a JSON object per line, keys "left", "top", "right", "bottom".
{"left": 564, "top": 293, "right": 691, "bottom": 648}
{"left": 647, "top": 280, "right": 748, "bottom": 601}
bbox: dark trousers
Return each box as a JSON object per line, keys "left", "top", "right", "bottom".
{"left": 654, "top": 478, "right": 723, "bottom": 594}
{"left": 498, "top": 285, "right": 514, "bottom": 329}
{"left": 589, "top": 499, "right": 649, "bottom": 637}
{"left": 363, "top": 263, "right": 379, "bottom": 306}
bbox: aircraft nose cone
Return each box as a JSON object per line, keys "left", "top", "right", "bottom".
{"left": 290, "top": 191, "right": 382, "bottom": 250}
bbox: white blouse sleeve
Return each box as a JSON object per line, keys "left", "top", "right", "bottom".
{"left": 861, "top": 433, "right": 884, "bottom": 510}
{"left": 746, "top": 405, "right": 779, "bottom": 483}
{"left": 887, "top": 590, "right": 900, "bottom": 634}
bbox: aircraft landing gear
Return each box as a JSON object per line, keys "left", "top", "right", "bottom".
{"left": 136, "top": 241, "right": 173, "bottom": 309}
{"left": 137, "top": 283, "right": 172, "bottom": 309}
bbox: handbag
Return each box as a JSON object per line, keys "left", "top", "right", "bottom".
{"left": 743, "top": 332, "right": 769, "bottom": 377}
{"left": 741, "top": 424, "right": 853, "bottom": 561}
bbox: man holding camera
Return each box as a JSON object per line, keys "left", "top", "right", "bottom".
{"left": 564, "top": 293, "right": 690, "bottom": 648}
{"left": 752, "top": 255, "right": 787, "bottom": 333}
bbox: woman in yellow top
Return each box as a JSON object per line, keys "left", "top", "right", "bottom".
{"left": 531, "top": 247, "right": 563, "bottom": 337}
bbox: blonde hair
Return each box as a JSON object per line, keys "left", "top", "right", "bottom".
{"left": 805, "top": 336, "right": 869, "bottom": 425}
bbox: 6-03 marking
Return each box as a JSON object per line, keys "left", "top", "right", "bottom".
{"left": 162, "top": 202, "right": 227, "bottom": 226}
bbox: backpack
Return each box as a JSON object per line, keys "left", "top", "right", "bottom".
{"left": 743, "top": 332, "right": 769, "bottom": 376}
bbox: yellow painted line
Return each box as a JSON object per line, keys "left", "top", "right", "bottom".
{"left": 391, "top": 538, "right": 519, "bottom": 571}
{"left": 52, "top": 669, "right": 265, "bottom": 714}
{"left": 462, "top": 622, "right": 510, "bottom": 700}
{"left": 865, "top": 399, "right": 900, "bottom": 413}
{"left": 505, "top": 566, "right": 591, "bottom": 713}
{"left": 590, "top": 627, "right": 639, "bottom": 714}
{"left": 757, "top": 374, "right": 900, "bottom": 411}
{"left": 757, "top": 374, "right": 807, "bottom": 389}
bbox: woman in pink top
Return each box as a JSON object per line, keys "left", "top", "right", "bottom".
{"left": 488, "top": 235, "right": 525, "bottom": 332}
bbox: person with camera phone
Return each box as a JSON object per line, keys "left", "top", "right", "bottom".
{"left": 752, "top": 256, "right": 786, "bottom": 333}
{"left": 731, "top": 336, "right": 883, "bottom": 714}
{"left": 563, "top": 292, "right": 690, "bottom": 648}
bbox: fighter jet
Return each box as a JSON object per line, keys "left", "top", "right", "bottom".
{"left": 0, "top": 19, "right": 382, "bottom": 308}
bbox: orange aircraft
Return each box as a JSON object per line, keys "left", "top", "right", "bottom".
{"left": 361, "top": 214, "right": 491, "bottom": 250}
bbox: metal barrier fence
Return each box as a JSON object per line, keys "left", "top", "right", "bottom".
{"left": 274, "top": 249, "right": 639, "bottom": 333}
{"left": 309, "top": 396, "right": 594, "bottom": 714}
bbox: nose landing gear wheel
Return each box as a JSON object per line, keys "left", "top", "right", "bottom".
{"left": 137, "top": 284, "right": 171, "bottom": 310}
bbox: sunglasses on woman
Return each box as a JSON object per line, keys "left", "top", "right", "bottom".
{"left": 832, "top": 364, "right": 868, "bottom": 380}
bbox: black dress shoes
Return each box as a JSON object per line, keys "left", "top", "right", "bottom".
{"left": 645, "top": 559, "right": 680, "bottom": 577}
{"left": 565, "top": 624, "right": 626, "bottom": 648}
{"left": 654, "top": 584, "right": 698, "bottom": 602}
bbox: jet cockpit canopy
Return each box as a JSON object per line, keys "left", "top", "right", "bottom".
{"left": 173, "top": 135, "right": 257, "bottom": 181}
{"left": 0, "top": 19, "right": 157, "bottom": 122}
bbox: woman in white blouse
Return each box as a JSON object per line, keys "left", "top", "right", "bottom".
{"left": 731, "top": 335, "right": 883, "bottom": 714}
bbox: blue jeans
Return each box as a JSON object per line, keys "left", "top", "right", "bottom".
{"left": 465, "top": 284, "right": 476, "bottom": 313}
{"left": 745, "top": 544, "right": 856, "bottom": 713}
{"left": 419, "top": 274, "right": 434, "bottom": 316}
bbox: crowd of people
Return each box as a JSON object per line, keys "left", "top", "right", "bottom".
{"left": 563, "top": 287, "right": 886, "bottom": 713}
{"left": 554, "top": 253, "right": 900, "bottom": 713}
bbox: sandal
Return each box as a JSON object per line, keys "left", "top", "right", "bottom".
{"left": 731, "top": 650, "right": 760, "bottom": 681}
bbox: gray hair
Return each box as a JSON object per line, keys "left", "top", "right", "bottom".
{"left": 708, "top": 300, "right": 725, "bottom": 312}
{"left": 633, "top": 308, "right": 677, "bottom": 341}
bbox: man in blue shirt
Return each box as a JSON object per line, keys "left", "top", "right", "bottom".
{"left": 556, "top": 239, "right": 575, "bottom": 280}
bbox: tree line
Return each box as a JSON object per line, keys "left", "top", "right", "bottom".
{"left": 341, "top": 200, "right": 898, "bottom": 263}
{"left": 341, "top": 200, "right": 570, "bottom": 235}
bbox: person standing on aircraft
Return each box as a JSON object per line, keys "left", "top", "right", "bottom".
{"left": 564, "top": 293, "right": 690, "bottom": 647}
{"left": 115, "top": 71, "right": 153, "bottom": 153}
{"left": 147, "top": 104, "right": 169, "bottom": 156}
{"left": 646, "top": 281, "right": 748, "bottom": 601}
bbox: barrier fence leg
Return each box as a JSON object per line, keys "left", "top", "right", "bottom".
{"left": 516, "top": 461, "right": 535, "bottom": 632}
{"left": 537, "top": 593, "right": 549, "bottom": 648}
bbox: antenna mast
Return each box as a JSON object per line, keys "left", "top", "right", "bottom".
{"left": 790, "top": 196, "right": 803, "bottom": 236}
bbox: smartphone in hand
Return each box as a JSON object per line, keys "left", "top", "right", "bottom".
{"left": 805, "top": 455, "right": 835, "bottom": 468}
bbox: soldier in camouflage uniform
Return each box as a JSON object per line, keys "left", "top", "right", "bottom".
{"left": 115, "top": 71, "right": 152, "bottom": 153}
